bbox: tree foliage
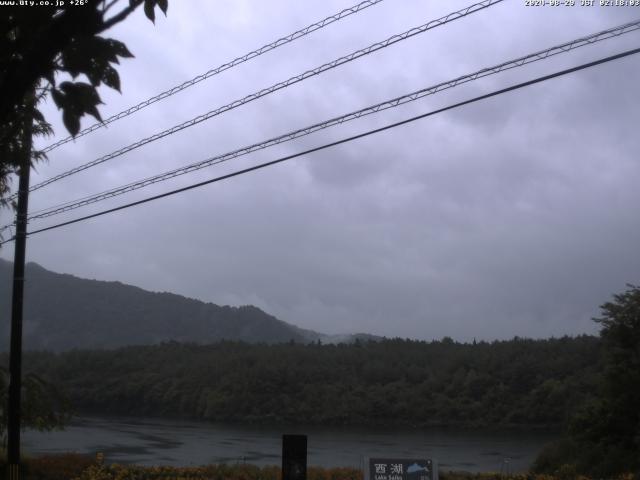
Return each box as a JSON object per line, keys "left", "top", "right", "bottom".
{"left": 0, "top": 366, "right": 71, "bottom": 444}
{"left": 534, "top": 285, "right": 640, "bottom": 477}
{"left": 0, "top": 0, "right": 169, "bottom": 207}
{"left": 14, "top": 336, "right": 601, "bottom": 429}
{"left": 0, "top": 0, "right": 171, "bottom": 441}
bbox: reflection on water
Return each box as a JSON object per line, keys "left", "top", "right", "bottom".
{"left": 22, "top": 416, "right": 556, "bottom": 472}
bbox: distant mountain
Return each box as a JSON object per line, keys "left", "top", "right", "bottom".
{"left": 0, "top": 259, "right": 380, "bottom": 351}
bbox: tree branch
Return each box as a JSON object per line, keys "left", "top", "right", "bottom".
{"left": 101, "top": 0, "right": 142, "bottom": 31}
{"left": 103, "top": 0, "right": 121, "bottom": 14}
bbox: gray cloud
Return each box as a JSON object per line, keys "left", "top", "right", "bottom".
{"left": 2, "top": 0, "right": 640, "bottom": 342}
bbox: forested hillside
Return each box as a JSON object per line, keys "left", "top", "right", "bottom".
{"left": 0, "top": 259, "right": 311, "bottom": 350}
{"left": 17, "top": 336, "right": 601, "bottom": 428}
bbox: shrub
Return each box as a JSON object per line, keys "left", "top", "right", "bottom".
{"left": 0, "top": 453, "right": 95, "bottom": 480}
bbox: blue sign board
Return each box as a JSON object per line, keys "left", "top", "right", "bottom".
{"left": 366, "top": 458, "right": 436, "bottom": 480}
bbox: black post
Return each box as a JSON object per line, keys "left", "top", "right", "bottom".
{"left": 282, "top": 434, "right": 307, "bottom": 480}
{"left": 6, "top": 98, "right": 33, "bottom": 480}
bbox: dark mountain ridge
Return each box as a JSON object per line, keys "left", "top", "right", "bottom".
{"left": 0, "top": 259, "right": 371, "bottom": 351}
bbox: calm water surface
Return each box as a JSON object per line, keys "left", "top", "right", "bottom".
{"left": 23, "top": 416, "right": 556, "bottom": 472}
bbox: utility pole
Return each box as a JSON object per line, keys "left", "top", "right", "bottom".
{"left": 6, "top": 93, "right": 34, "bottom": 480}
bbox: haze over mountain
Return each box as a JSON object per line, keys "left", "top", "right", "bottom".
{"left": 0, "top": 259, "right": 378, "bottom": 351}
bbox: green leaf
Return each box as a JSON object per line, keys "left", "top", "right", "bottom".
{"left": 62, "top": 110, "right": 80, "bottom": 136}
{"left": 102, "top": 65, "right": 121, "bottom": 92}
{"left": 85, "top": 104, "right": 102, "bottom": 122}
{"left": 107, "top": 38, "right": 134, "bottom": 59}
{"left": 144, "top": 0, "right": 155, "bottom": 23}
{"left": 32, "top": 108, "right": 45, "bottom": 123}
{"left": 85, "top": 68, "right": 102, "bottom": 87}
{"left": 50, "top": 88, "right": 64, "bottom": 109}
{"left": 61, "top": 36, "right": 133, "bottom": 90}
{"left": 57, "top": 82, "right": 104, "bottom": 131}
{"left": 157, "top": 0, "right": 168, "bottom": 15}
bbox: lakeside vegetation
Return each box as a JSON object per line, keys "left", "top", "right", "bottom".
{"left": 1, "top": 285, "right": 637, "bottom": 478}
{"left": 15, "top": 335, "right": 600, "bottom": 429}
{"left": 66, "top": 464, "right": 640, "bottom": 480}
{"left": 0, "top": 454, "right": 637, "bottom": 480}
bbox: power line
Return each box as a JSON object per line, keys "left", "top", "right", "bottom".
{"left": 3, "top": 45, "right": 637, "bottom": 246}
{"left": 21, "top": 0, "right": 503, "bottom": 197}
{"left": 22, "top": 19, "right": 640, "bottom": 222}
{"left": 40, "top": 0, "right": 387, "bottom": 154}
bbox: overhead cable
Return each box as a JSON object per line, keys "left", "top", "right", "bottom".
{"left": 2, "top": 45, "right": 636, "bottom": 245}
{"left": 40, "top": 0, "right": 387, "bottom": 153}
{"left": 21, "top": 0, "right": 503, "bottom": 197}
{"left": 23, "top": 19, "right": 640, "bottom": 222}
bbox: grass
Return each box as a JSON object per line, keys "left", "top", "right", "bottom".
{"left": 0, "top": 454, "right": 636, "bottom": 480}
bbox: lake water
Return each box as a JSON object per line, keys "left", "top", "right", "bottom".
{"left": 23, "top": 416, "right": 555, "bottom": 472}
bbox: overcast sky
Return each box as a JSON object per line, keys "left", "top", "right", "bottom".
{"left": 2, "top": 0, "right": 639, "bottom": 341}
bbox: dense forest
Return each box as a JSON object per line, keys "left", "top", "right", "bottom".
{"left": 12, "top": 335, "right": 601, "bottom": 429}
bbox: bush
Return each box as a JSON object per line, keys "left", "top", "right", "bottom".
{"left": 0, "top": 453, "right": 95, "bottom": 480}
{"left": 71, "top": 464, "right": 362, "bottom": 480}
{"left": 532, "top": 437, "right": 640, "bottom": 479}
{"left": 531, "top": 438, "right": 581, "bottom": 475}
